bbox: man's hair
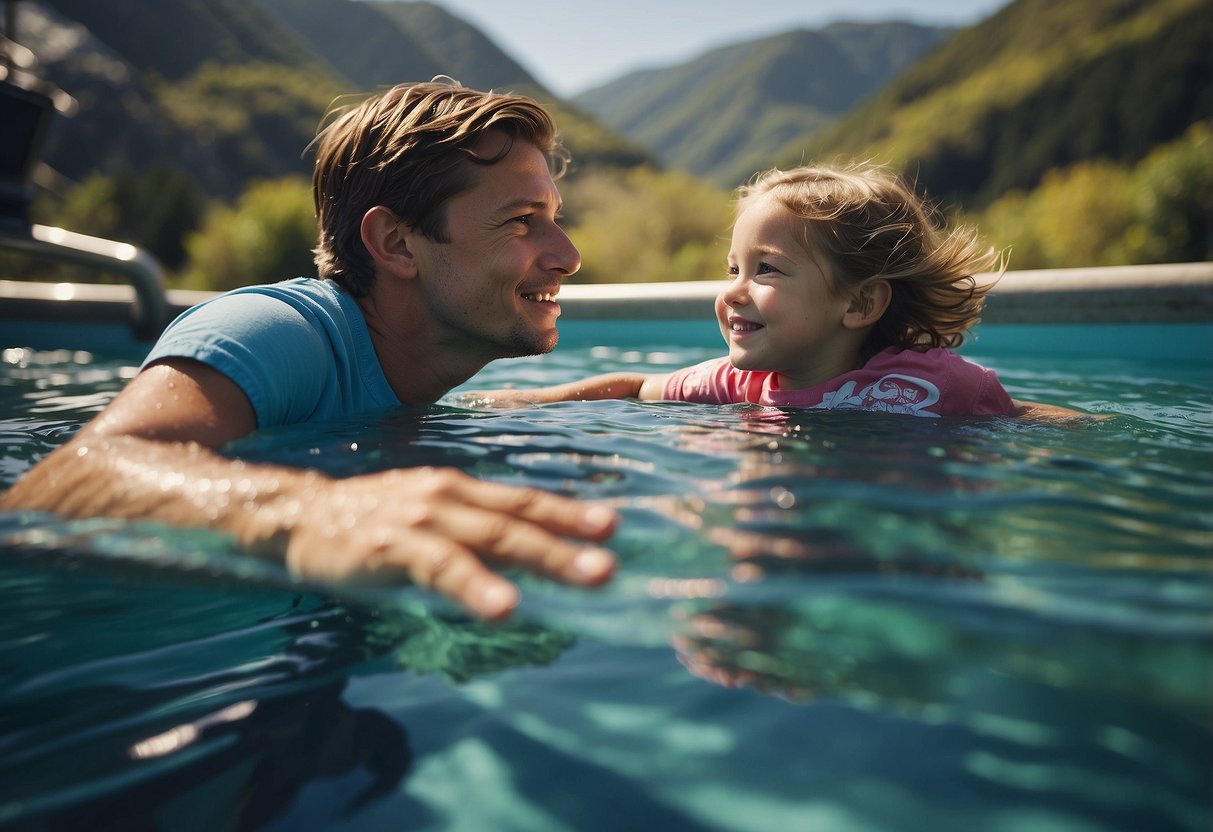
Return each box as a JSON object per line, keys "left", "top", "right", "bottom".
{"left": 738, "top": 162, "right": 1004, "bottom": 356}
{"left": 311, "top": 79, "right": 569, "bottom": 296}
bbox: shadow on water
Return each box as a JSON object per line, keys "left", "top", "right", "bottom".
{"left": 0, "top": 550, "right": 411, "bottom": 830}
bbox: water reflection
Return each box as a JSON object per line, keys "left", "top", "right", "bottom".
{"left": 2, "top": 352, "right": 1210, "bottom": 830}
{"left": 0, "top": 545, "right": 582, "bottom": 830}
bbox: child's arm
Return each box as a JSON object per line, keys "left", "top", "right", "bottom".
{"left": 1012, "top": 399, "right": 1101, "bottom": 421}
{"left": 464, "top": 372, "right": 673, "bottom": 406}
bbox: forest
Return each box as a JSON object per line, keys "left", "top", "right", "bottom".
{"left": 4, "top": 0, "right": 1210, "bottom": 289}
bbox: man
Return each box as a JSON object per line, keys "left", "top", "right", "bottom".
{"left": 0, "top": 80, "right": 617, "bottom": 619}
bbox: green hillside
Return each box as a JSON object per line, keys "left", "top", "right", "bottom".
{"left": 575, "top": 22, "right": 952, "bottom": 184}
{"left": 257, "top": 0, "right": 440, "bottom": 88}
{"left": 777, "top": 0, "right": 1213, "bottom": 209}
{"left": 368, "top": 1, "right": 540, "bottom": 91}
{"left": 13, "top": 0, "right": 1207, "bottom": 284}
{"left": 43, "top": 0, "right": 334, "bottom": 81}
{"left": 257, "top": 0, "right": 651, "bottom": 168}
{"left": 31, "top": 0, "right": 644, "bottom": 195}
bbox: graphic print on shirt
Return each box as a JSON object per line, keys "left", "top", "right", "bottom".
{"left": 814, "top": 373, "right": 942, "bottom": 417}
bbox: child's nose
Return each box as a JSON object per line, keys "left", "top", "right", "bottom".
{"left": 720, "top": 273, "right": 750, "bottom": 305}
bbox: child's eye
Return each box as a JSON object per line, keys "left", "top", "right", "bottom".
{"left": 756, "top": 261, "right": 779, "bottom": 275}
{"left": 726, "top": 264, "right": 739, "bottom": 276}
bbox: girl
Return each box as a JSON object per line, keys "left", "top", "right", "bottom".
{"left": 472, "top": 162, "right": 1070, "bottom": 418}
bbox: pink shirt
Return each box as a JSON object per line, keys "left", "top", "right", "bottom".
{"left": 662, "top": 347, "right": 1015, "bottom": 418}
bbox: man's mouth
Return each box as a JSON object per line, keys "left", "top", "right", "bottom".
{"left": 521, "top": 291, "right": 559, "bottom": 303}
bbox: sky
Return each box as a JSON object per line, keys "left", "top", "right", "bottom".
{"left": 424, "top": 0, "right": 1012, "bottom": 97}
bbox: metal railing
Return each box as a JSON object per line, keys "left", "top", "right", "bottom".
{"left": 0, "top": 224, "right": 169, "bottom": 339}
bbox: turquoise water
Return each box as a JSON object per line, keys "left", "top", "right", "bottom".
{"left": 0, "top": 327, "right": 1211, "bottom": 831}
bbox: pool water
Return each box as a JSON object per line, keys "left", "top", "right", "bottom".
{"left": 1, "top": 332, "right": 1211, "bottom": 831}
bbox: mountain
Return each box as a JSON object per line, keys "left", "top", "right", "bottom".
{"left": 575, "top": 22, "right": 953, "bottom": 185}
{"left": 779, "top": 0, "right": 1213, "bottom": 209}
{"left": 260, "top": 0, "right": 543, "bottom": 93}
{"left": 367, "top": 1, "right": 541, "bottom": 91}
{"left": 40, "top": 0, "right": 335, "bottom": 82}
{"left": 258, "top": 0, "right": 653, "bottom": 170}
{"left": 25, "top": 0, "right": 647, "bottom": 199}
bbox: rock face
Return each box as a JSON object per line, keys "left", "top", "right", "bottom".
{"left": 12, "top": 2, "right": 221, "bottom": 189}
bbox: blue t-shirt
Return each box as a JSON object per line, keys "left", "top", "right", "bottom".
{"left": 143, "top": 278, "right": 400, "bottom": 428}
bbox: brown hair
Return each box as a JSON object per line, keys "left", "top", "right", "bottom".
{"left": 311, "top": 79, "right": 569, "bottom": 296}
{"left": 738, "top": 162, "right": 1004, "bottom": 356}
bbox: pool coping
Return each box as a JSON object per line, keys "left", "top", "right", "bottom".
{"left": 2, "top": 261, "right": 1211, "bottom": 342}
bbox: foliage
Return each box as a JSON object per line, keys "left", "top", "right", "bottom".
{"left": 970, "top": 121, "right": 1212, "bottom": 269}
{"left": 44, "top": 0, "right": 329, "bottom": 82}
{"left": 1125, "top": 121, "right": 1213, "bottom": 264}
{"left": 562, "top": 167, "right": 733, "bottom": 284}
{"left": 34, "top": 167, "right": 207, "bottom": 271}
{"left": 178, "top": 177, "right": 317, "bottom": 291}
{"left": 152, "top": 62, "right": 343, "bottom": 196}
{"left": 784, "top": 0, "right": 1213, "bottom": 211}
{"left": 538, "top": 98, "right": 655, "bottom": 173}
{"left": 20, "top": 0, "right": 1213, "bottom": 287}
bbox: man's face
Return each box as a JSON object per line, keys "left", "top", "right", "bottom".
{"left": 409, "top": 133, "right": 581, "bottom": 360}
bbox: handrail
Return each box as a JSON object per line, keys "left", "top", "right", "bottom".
{"left": 0, "top": 223, "right": 169, "bottom": 339}
{"left": 552, "top": 261, "right": 1213, "bottom": 323}
{"left": 1, "top": 263, "right": 1210, "bottom": 345}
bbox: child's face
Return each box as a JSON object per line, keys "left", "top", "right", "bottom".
{"left": 716, "top": 195, "right": 858, "bottom": 389}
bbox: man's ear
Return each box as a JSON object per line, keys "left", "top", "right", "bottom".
{"left": 360, "top": 206, "right": 417, "bottom": 279}
{"left": 843, "top": 279, "right": 891, "bottom": 330}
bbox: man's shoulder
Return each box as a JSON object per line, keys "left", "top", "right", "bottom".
{"left": 179, "top": 279, "right": 354, "bottom": 336}
{"left": 219, "top": 278, "right": 346, "bottom": 314}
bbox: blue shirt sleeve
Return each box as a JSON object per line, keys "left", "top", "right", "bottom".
{"left": 143, "top": 292, "right": 331, "bottom": 429}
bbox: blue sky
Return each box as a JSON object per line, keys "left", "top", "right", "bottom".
{"left": 424, "top": 0, "right": 1012, "bottom": 96}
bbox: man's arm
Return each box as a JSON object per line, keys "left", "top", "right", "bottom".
{"left": 465, "top": 372, "right": 673, "bottom": 406}
{"left": 0, "top": 359, "right": 616, "bottom": 619}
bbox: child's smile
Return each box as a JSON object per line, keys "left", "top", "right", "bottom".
{"left": 726, "top": 314, "right": 763, "bottom": 334}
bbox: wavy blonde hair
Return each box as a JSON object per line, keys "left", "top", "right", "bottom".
{"left": 311, "top": 79, "right": 568, "bottom": 296}
{"left": 738, "top": 162, "right": 1004, "bottom": 356}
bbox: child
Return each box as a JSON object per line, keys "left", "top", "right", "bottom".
{"left": 472, "top": 162, "right": 1068, "bottom": 419}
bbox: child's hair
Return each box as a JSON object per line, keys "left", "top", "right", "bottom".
{"left": 311, "top": 78, "right": 568, "bottom": 297}
{"left": 737, "top": 161, "right": 1004, "bottom": 356}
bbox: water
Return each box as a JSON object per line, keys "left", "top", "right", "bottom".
{"left": 1, "top": 333, "right": 1210, "bottom": 831}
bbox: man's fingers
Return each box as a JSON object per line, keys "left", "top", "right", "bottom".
{"left": 407, "top": 498, "right": 617, "bottom": 586}
{"left": 322, "top": 528, "right": 522, "bottom": 620}
{"left": 403, "top": 533, "right": 522, "bottom": 619}
{"left": 438, "top": 472, "right": 619, "bottom": 542}
{"left": 290, "top": 468, "right": 622, "bottom": 620}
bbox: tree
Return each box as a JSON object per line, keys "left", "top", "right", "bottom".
{"left": 563, "top": 167, "right": 732, "bottom": 284}
{"left": 179, "top": 177, "right": 316, "bottom": 291}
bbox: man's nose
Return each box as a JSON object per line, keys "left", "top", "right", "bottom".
{"left": 545, "top": 225, "right": 581, "bottom": 277}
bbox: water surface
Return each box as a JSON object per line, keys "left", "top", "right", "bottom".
{"left": 1, "top": 336, "right": 1210, "bottom": 831}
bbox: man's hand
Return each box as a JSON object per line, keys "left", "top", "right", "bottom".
{"left": 275, "top": 467, "right": 617, "bottom": 619}
{"left": 0, "top": 358, "right": 618, "bottom": 620}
